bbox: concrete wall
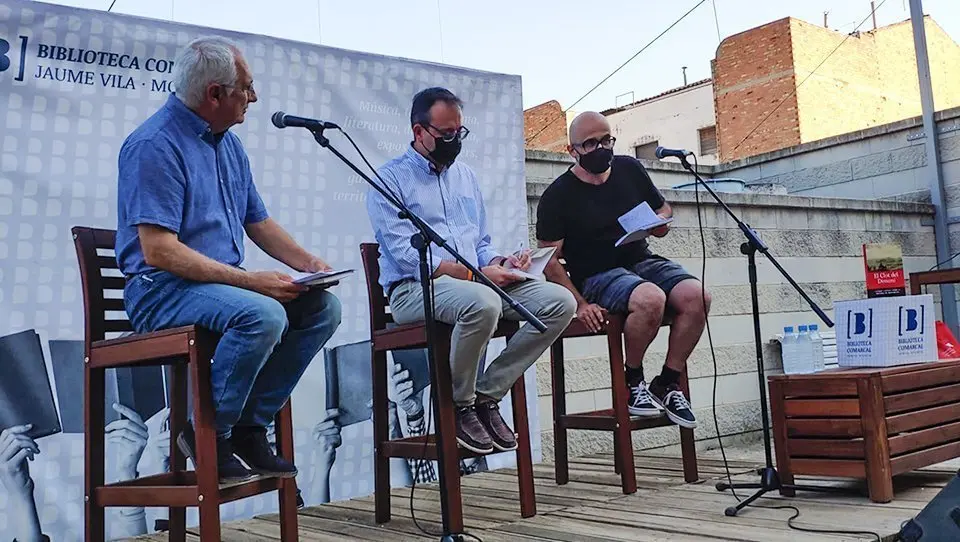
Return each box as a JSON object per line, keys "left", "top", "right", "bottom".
{"left": 525, "top": 149, "right": 707, "bottom": 191}
{"left": 604, "top": 81, "right": 719, "bottom": 165}
{"left": 524, "top": 151, "right": 936, "bottom": 460}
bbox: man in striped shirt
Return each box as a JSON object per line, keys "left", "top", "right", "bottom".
{"left": 367, "top": 87, "right": 576, "bottom": 454}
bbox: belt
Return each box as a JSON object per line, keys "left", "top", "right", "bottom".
{"left": 387, "top": 279, "right": 414, "bottom": 299}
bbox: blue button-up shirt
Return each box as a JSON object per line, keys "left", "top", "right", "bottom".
{"left": 115, "top": 94, "right": 269, "bottom": 276}
{"left": 367, "top": 146, "right": 501, "bottom": 291}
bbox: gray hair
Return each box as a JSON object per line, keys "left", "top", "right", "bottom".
{"left": 172, "top": 36, "right": 241, "bottom": 108}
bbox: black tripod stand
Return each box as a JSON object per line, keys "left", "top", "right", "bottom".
{"left": 306, "top": 126, "right": 546, "bottom": 541}
{"left": 675, "top": 155, "right": 837, "bottom": 517}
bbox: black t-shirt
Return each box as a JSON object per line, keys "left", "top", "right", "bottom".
{"left": 536, "top": 156, "right": 665, "bottom": 289}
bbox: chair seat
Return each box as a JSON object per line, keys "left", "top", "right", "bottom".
{"left": 89, "top": 325, "right": 198, "bottom": 368}
{"left": 560, "top": 310, "right": 623, "bottom": 339}
{"left": 372, "top": 319, "right": 520, "bottom": 352}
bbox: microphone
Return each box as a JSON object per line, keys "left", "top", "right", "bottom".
{"left": 271, "top": 111, "right": 339, "bottom": 131}
{"left": 655, "top": 146, "right": 694, "bottom": 160}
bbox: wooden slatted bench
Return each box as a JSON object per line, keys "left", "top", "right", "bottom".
{"left": 769, "top": 359, "right": 960, "bottom": 503}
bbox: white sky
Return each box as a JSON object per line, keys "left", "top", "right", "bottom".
{"left": 47, "top": 0, "right": 960, "bottom": 113}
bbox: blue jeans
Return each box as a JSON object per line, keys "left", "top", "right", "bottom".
{"left": 124, "top": 271, "right": 342, "bottom": 437}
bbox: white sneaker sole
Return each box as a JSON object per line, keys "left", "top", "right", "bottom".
{"left": 457, "top": 436, "right": 495, "bottom": 455}
{"left": 650, "top": 394, "right": 698, "bottom": 429}
{"left": 628, "top": 405, "right": 664, "bottom": 417}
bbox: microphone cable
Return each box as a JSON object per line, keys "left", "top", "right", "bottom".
{"left": 338, "top": 128, "right": 484, "bottom": 542}
{"left": 691, "top": 155, "right": 881, "bottom": 541}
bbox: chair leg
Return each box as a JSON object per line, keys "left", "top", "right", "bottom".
{"left": 431, "top": 333, "right": 464, "bottom": 533}
{"left": 84, "top": 366, "right": 106, "bottom": 542}
{"left": 190, "top": 330, "right": 222, "bottom": 542}
{"left": 678, "top": 368, "right": 699, "bottom": 483}
{"left": 275, "top": 401, "right": 299, "bottom": 540}
{"left": 168, "top": 362, "right": 189, "bottom": 542}
{"left": 613, "top": 432, "right": 622, "bottom": 475}
{"left": 607, "top": 322, "right": 637, "bottom": 495}
{"left": 371, "top": 348, "right": 391, "bottom": 524}
{"left": 549, "top": 342, "right": 569, "bottom": 486}
{"left": 510, "top": 375, "right": 537, "bottom": 518}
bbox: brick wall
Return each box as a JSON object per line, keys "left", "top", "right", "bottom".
{"left": 524, "top": 100, "right": 569, "bottom": 152}
{"left": 713, "top": 18, "right": 801, "bottom": 163}
{"left": 714, "top": 16, "right": 960, "bottom": 163}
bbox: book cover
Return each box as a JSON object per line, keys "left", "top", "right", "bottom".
{"left": 862, "top": 243, "right": 906, "bottom": 298}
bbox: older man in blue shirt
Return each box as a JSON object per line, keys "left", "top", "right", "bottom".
{"left": 116, "top": 36, "right": 341, "bottom": 483}
{"left": 367, "top": 87, "right": 576, "bottom": 454}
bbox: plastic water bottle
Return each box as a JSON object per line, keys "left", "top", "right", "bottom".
{"left": 781, "top": 326, "right": 799, "bottom": 374}
{"left": 809, "top": 324, "right": 825, "bottom": 371}
{"left": 796, "top": 325, "right": 814, "bottom": 374}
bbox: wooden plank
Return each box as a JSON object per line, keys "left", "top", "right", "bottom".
{"left": 886, "top": 402, "right": 960, "bottom": 434}
{"left": 884, "top": 382, "right": 960, "bottom": 414}
{"left": 784, "top": 398, "right": 860, "bottom": 418}
{"left": 883, "top": 363, "right": 960, "bottom": 394}
{"left": 788, "top": 458, "right": 867, "bottom": 478}
{"left": 787, "top": 438, "right": 865, "bottom": 459}
{"left": 780, "top": 379, "right": 859, "bottom": 397}
{"left": 891, "top": 439, "right": 960, "bottom": 475}
{"left": 888, "top": 420, "right": 960, "bottom": 456}
{"left": 786, "top": 418, "right": 863, "bottom": 437}
{"left": 859, "top": 376, "right": 894, "bottom": 503}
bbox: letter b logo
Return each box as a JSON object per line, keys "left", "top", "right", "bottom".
{"left": 0, "top": 38, "right": 10, "bottom": 73}
{"left": 904, "top": 309, "right": 919, "bottom": 332}
{"left": 853, "top": 312, "right": 867, "bottom": 335}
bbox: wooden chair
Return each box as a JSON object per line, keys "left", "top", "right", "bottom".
{"left": 73, "top": 227, "right": 298, "bottom": 541}
{"left": 550, "top": 264, "right": 699, "bottom": 494}
{"left": 359, "top": 243, "right": 536, "bottom": 531}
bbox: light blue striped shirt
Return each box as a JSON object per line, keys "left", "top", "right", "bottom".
{"left": 367, "top": 145, "right": 501, "bottom": 291}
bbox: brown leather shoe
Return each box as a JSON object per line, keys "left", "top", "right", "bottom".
{"left": 456, "top": 406, "right": 494, "bottom": 454}
{"left": 476, "top": 401, "right": 518, "bottom": 452}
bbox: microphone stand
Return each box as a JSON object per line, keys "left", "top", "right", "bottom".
{"left": 675, "top": 155, "right": 840, "bottom": 516}
{"left": 308, "top": 126, "right": 546, "bottom": 542}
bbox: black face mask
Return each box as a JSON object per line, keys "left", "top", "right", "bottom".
{"left": 577, "top": 147, "right": 614, "bottom": 174}
{"left": 427, "top": 134, "right": 462, "bottom": 167}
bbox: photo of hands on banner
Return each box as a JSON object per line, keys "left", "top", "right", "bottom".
{"left": 0, "top": 330, "right": 502, "bottom": 540}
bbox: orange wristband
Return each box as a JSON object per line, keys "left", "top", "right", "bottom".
{"left": 466, "top": 269, "right": 474, "bottom": 281}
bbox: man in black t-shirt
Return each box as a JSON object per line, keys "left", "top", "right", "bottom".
{"left": 537, "top": 111, "right": 711, "bottom": 429}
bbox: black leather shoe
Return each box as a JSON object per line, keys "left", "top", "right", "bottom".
{"left": 176, "top": 423, "right": 255, "bottom": 484}
{"left": 231, "top": 425, "right": 298, "bottom": 478}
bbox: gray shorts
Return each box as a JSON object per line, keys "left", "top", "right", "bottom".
{"left": 581, "top": 257, "right": 697, "bottom": 314}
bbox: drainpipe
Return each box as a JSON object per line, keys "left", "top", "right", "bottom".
{"left": 910, "top": 0, "right": 958, "bottom": 332}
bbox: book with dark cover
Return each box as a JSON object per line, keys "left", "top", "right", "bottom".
{"left": 0, "top": 330, "right": 61, "bottom": 439}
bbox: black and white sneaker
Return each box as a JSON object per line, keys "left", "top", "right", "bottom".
{"left": 649, "top": 378, "right": 697, "bottom": 429}
{"left": 627, "top": 380, "right": 664, "bottom": 417}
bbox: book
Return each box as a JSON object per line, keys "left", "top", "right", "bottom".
{"left": 862, "top": 242, "right": 905, "bottom": 298}
{"left": 615, "top": 201, "right": 672, "bottom": 247}
{"left": 503, "top": 246, "right": 557, "bottom": 281}
{"left": 292, "top": 268, "right": 354, "bottom": 287}
{"left": 0, "top": 330, "right": 62, "bottom": 440}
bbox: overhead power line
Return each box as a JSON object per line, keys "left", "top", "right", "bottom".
{"left": 728, "top": 0, "right": 888, "bottom": 156}
{"left": 525, "top": 0, "right": 708, "bottom": 145}
{"left": 107, "top": 0, "right": 117, "bottom": 12}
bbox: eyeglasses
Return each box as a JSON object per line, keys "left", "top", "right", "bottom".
{"left": 424, "top": 123, "right": 470, "bottom": 143}
{"left": 223, "top": 82, "right": 256, "bottom": 98}
{"left": 575, "top": 135, "right": 616, "bottom": 153}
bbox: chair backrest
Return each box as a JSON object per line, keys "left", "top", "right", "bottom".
{"left": 72, "top": 226, "right": 134, "bottom": 344}
{"left": 359, "top": 243, "right": 394, "bottom": 334}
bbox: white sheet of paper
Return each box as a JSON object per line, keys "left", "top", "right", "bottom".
{"left": 503, "top": 246, "right": 556, "bottom": 280}
{"left": 615, "top": 202, "right": 672, "bottom": 247}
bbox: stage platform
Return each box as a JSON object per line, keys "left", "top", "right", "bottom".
{"left": 125, "top": 442, "right": 956, "bottom": 541}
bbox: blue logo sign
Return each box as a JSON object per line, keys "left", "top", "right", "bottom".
{"left": 899, "top": 305, "right": 925, "bottom": 336}
{"left": 846, "top": 308, "right": 873, "bottom": 339}
{"left": 0, "top": 35, "right": 28, "bottom": 81}
{"left": 0, "top": 38, "right": 10, "bottom": 73}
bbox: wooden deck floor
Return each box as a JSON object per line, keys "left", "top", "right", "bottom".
{"left": 128, "top": 444, "right": 957, "bottom": 541}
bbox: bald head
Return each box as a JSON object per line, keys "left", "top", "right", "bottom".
{"left": 568, "top": 111, "right": 610, "bottom": 146}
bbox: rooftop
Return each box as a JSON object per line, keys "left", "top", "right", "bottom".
{"left": 600, "top": 78, "right": 712, "bottom": 116}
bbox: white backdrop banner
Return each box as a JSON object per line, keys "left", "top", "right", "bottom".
{"left": 0, "top": 1, "right": 532, "bottom": 539}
